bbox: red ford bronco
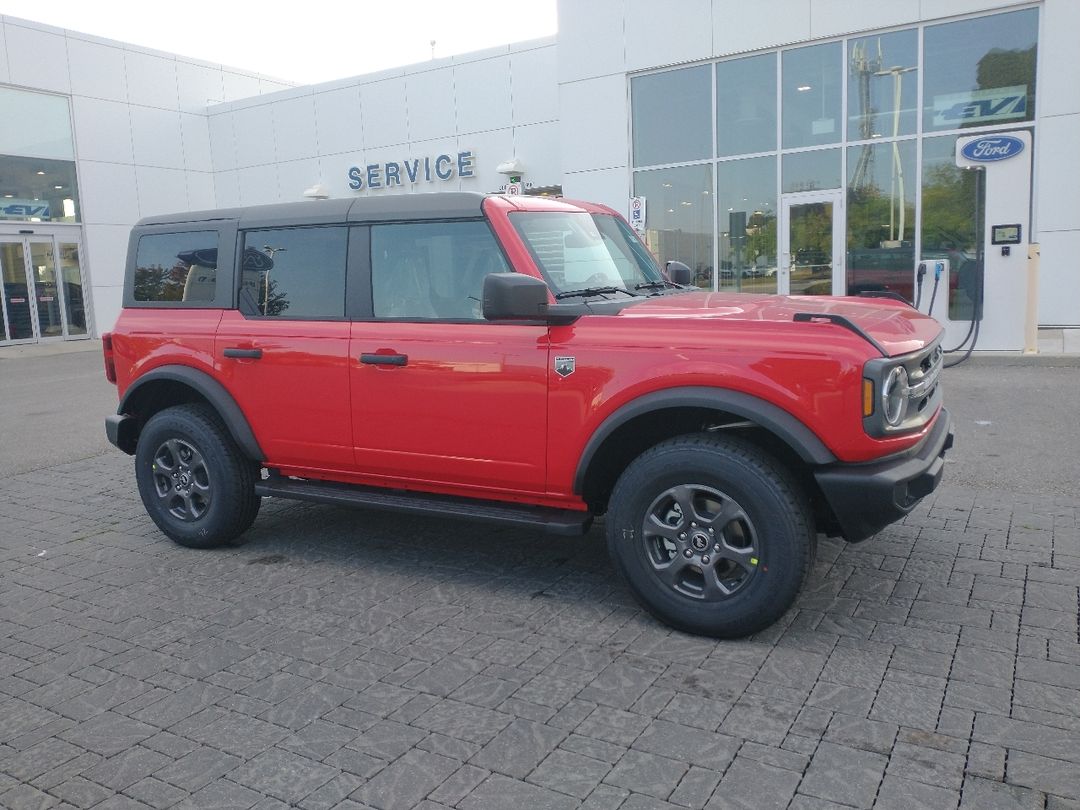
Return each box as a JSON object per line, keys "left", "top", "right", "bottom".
{"left": 104, "top": 192, "right": 951, "bottom": 637}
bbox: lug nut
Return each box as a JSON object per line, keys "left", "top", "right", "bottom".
{"left": 683, "top": 549, "right": 693, "bottom": 558}
{"left": 701, "top": 555, "right": 710, "bottom": 564}
{"left": 679, "top": 532, "right": 686, "bottom": 540}
{"left": 714, "top": 544, "right": 721, "bottom": 552}
{"left": 690, "top": 522, "right": 698, "bottom": 528}
{"left": 708, "top": 527, "right": 714, "bottom": 535}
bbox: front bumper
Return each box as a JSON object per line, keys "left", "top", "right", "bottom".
{"left": 814, "top": 408, "right": 954, "bottom": 543}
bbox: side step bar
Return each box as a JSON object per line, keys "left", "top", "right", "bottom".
{"left": 254, "top": 476, "right": 592, "bottom": 536}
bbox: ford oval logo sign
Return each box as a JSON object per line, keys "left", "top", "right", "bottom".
{"left": 961, "top": 135, "right": 1025, "bottom": 163}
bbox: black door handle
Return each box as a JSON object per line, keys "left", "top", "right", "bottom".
{"left": 360, "top": 353, "right": 408, "bottom": 366}
{"left": 224, "top": 347, "right": 263, "bottom": 359}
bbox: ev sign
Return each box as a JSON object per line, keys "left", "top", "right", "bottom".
{"left": 959, "top": 135, "right": 1025, "bottom": 163}
{"left": 629, "top": 196, "right": 646, "bottom": 232}
{"left": 0, "top": 198, "right": 51, "bottom": 219}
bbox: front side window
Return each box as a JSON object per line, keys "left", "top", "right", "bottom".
{"left": 134, "top": 232, "right": 218, "bottom": 303}
{"left": 371, "top": 221, "right": 509, "bottom": 320}
{"left": 240, "top": 227, "right": 347, "bottom": 318}
{"left": 511, "top": 212, "right": 664, "bottom": 297}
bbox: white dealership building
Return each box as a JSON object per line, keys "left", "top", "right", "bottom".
{"left": 0, "top": 0, "right": 1076, "bottom": 352}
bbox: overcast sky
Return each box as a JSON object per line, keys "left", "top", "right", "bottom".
{"left": 0, "top": 0, "right": 559, "bottom": 84}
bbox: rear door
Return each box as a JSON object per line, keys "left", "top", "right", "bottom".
{"left": 347, "top": 219, "right": 550, "bottom": 497}
{"left": 216, "top": 225, "right": 353, "bottom": 471}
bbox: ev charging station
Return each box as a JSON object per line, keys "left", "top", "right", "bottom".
{"left": 916, "top": 131, "right": 1033, "bottom": 353}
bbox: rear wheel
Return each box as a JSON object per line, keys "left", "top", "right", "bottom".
{"left": 606, "top": 433, "right": 813, "bottom": 638}
{"left": 135, "top": 404, "right": 260, "bottom": 549}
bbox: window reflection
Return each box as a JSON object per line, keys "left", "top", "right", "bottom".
{"left": 782, "top": 149, "right": 841, "bottom": 193}
{"left": 923, "top": 9, "right": 1038, "bottom": 132}
{"left": 921, "top": 136, "right": 982, "bottom": 320}
{"left": 782, "top": 43, "right": 842, "bottom": 149}
{"left": 0, "top": 155, "right": 80, "bottom": 223}
{"left": 717, "top": 54, "right": 776, "bottom": 157}
{"left": 848, "top": 30, "right": 917, "bottom": 141}
{"left": 847, "top": 141, "right": 916, "bottom": 300}
{"left": 632, "top": 65, "right": 712, "bottom": 167}
{"left": 633, "top": 165, "right": 714, "bottom": 289}
{"left": 718, "top": 157, "right": 776, "bottom": 293}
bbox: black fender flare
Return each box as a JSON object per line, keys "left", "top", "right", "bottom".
{"left": 573, "top": 386, "right": 836, "bottom": 494}
{"left": 118, "top": 365, "right": 265, "bottom": 461}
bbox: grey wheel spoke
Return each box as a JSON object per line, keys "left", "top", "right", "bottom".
{"left": 646, "top": 513, "right": 683, "bottom": 542}
{"left": 708, "top": 499, "right": 746, "bottom": 531}
{"left": 701, "top": 567, "right": 737, "bottom": 599}
{"left": 652, "top": 554, "right": 693, "bottom": 588}
{"left": 671, "top": 485, "right": 703, "bottom": 525}
{"left": 151, "top": 437, "right": 212, "bottom": 523}
{"left": 716, "top": 543, "right": 756, "bottom": 571}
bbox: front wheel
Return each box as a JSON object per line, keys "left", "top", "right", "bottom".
{"left": 606, "top": 434, "right": 814, "bottom": 638}
{"left": 135, "top": 404, "right": 260, "bottom": 549}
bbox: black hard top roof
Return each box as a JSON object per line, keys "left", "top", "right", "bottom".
{"left": 135, "top": 191, "right": 488, "bottom": 228}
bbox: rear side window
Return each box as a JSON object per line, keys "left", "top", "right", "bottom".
{"left": 134, "top": 231, "right": 219, "bottom": 303}
{"left": 371, "top": 220, "right": 509, "bottom": 320}
{"left": 240, "top": 226, "right": 348, "bottom": 318}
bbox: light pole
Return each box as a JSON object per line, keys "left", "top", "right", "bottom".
{"left": 874, "top": 65, "right": 916, "bottom": 242}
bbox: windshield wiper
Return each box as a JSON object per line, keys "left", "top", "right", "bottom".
{"left": 634, "top": 280, "right": 680, "bottom": 293}
{"left": 554, "top": 286, "right": 640, "bottom": 300}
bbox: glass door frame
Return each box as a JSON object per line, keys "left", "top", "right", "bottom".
{"left": 0, "top": 231, "right": 88, "bottom": 345}
{"left": 779, "top": 188, "right": 845, "bottom": 296}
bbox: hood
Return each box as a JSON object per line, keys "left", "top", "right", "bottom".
{"left": 617, "top": 291, "right": 942, "bottom": 357}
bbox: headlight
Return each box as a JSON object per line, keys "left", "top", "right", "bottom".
{"left": 881, "top": 365, "right": 909, "bottom": 427}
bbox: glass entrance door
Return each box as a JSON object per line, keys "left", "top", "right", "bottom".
{"left": 779, "top": 190, "right": 844, "bottom": 296}
{"left": 0, "top": 235, "right": 87, "bottom": 344}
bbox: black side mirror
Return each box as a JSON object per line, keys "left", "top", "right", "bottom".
{"left": 483, "top": 273, "right": 550, "bottom": 320}
{"left": 665, "top": 261, "right": 692, "bottom": 286}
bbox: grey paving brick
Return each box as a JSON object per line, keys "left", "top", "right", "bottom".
{"left": 604, "top": 748, "right": 687, "bottom": 800}
{"left": 49, "top": 775, "right": 114, "bottom": 808}
{"left": 231, "top": 747, "right": 340, "bottom": 804}
{"left": 82, "top": 745, "right": 172, "bottom": 792}
{"left": 412, "top": 699, "right": 513, "bottom": 745}
{"left": 1006, "top": 751, "right": 1080, "bottom": 801}
{"left": 960, "top": 775, "right": 1045, "bottom": 810}
{"left": 174, "top": 778, "right": 263, "bottom": 810}
{"left": 351, "top": 748, "right": 459, "bottom": 810}
{"left": 459, "top": 773, "right": 579, "bottom": 810}
{"left": 973, "top": 714, "right": 1080, "bottom": 764}
{"left": 886, "top": 741, "right": 966, "bottom": 790}
{"left": 57, "top": 711, "right": 157, "bottom": 757}
{"left": 528, "top": 749, "right": 609, "bottom": 800}
{"left": 124, "top": 777, "right": 190, "bottom": 810}
{"left": 574, "top": 706, "right": 651, "bottom": 747}
{"left": 798, "top": 741, "right": 887, "bottom": 808}
{"left": 876, "top": 774, "right": 960, "bottom": 809}
{"left": 152, "top": 745, "right": 242, "bottom": 793}
{"left": 704, "top": 756, "right": 801, "bottom": 809}
{"left": 470, "top": 718, "right": 567, "bottom": 778}
{"left": 632, "top": 719, "right": 740, "bottom": 771}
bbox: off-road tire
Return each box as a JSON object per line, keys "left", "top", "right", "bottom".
{"left": 606, "top": 433, "right": 814, "bottom": 638}
{"left": 135, "top": 403, "right": 260, "bottom": 549}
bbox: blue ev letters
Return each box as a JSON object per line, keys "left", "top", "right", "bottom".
{"left": 348, "top": 151, "right": 475, "bottom": 191}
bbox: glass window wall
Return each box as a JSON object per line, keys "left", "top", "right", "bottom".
{"left": 0, "top": 87, "right": 74, "bottom": 161}
{"left": 0, "top": 155, "right": 80, "bottom": 223}
{"left": 633, "top": 165, "right": 714, "bottom": 289}
{"left": 782, "top": 43, "right": 842, "bottom": 149}
{"left": 717, "top": 157, "right": 777, "bottom": 293}
{"left": 631, "top": 65, "right": 712, "bottom": 167}
{"left": 848, "top": 30, "right": 918, "bottom": 141}
{"left": 923, "top": 9, "right": 1038, "bottom": 132}
{"left": 782, "top": 148, "right": 841, "bottom": 194}
{"left": 717, "top": 54, "right": 776, "bottom": 157}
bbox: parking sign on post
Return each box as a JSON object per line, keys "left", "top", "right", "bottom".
{"left": 629, "top": 196, "right": 646, "bottom": 232}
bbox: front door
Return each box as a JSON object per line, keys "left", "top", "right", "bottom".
{"left": 349, "top": 219, "right": 549, "bottom": 498}
{"left": 0, "top": 235, "right": 88, "bottom": 344}
{"left": 780, "top": 190, "right": 844, "bottom": 296}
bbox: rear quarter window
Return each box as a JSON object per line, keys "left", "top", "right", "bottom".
{"left": 134, "top": 231, "right": 219, "bottom": 303}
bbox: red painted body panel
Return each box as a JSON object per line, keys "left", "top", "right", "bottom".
{"left": 348, "top": 321, "right": 550, "bottom": 495}
{"left": 112, "top": 309, "right": 222, "bottom": 400}
{"left": 216, "top": 311, "right": 353, "bottom": 470}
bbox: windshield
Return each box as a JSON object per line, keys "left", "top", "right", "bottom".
{"left": 510, "top": 211, "right": 664, "bottom": 295}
